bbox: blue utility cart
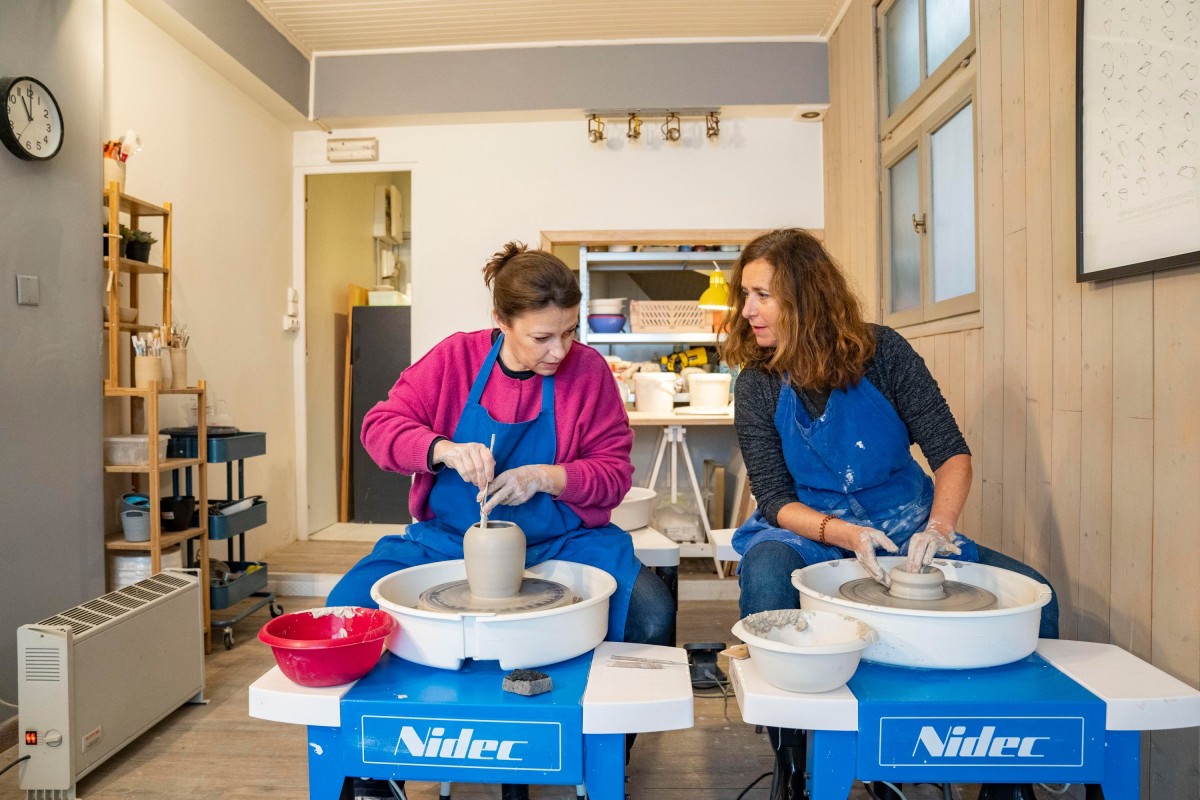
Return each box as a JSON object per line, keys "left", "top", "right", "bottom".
{"left": 169, "top": 430, "right": 281, "bottom": 648}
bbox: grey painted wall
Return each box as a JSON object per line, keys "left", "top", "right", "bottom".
{"left": 162, "top": 0, "right": 309, "bottom": 115}
{"left": 0, "top": 1, "right": 105, "bottom": 711}
{"left": 314, "top": 41, "right": 828, "bottom": 119}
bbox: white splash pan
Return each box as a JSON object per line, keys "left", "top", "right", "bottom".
{"left": 792, "top": 557, "right": 1052, "bottom": 670}
{"left": 371, "top": 559, "right": 616, "bottom": 670}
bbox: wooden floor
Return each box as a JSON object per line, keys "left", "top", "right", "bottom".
{"left": 0, "top": 592, "right": 1048, "bottom": 800}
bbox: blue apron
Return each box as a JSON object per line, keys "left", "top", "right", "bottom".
{"left": 731, "top": 375, "right": 978, "bottom": 565}
{"left": 328, "top": 334, "right": 640, "bottom": 640}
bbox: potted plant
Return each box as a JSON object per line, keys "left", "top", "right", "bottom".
{"left": 125, "top": 228, "right": 157, "bottom": 262}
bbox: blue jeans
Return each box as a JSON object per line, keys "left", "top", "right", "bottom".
{"left": 738, "top": 541, "right": 1059, "bottom": 639}
{"left": 624, "top": 565, "right": 676, "bottom": 646}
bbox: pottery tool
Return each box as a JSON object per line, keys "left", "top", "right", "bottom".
{"left": 479, "top": 433, "right": 496, "bottom": 527}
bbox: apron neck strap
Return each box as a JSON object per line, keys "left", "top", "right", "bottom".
{"left": 467, "top": 332, "right": 556, "bottom": 408}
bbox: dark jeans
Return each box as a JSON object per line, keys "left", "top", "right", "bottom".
{"left": 623, "top": 565, "right": 676, "bottom": 646}
{"left": 738, "top": 540, "right": 1060, "bottom": 639}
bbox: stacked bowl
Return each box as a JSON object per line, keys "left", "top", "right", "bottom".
{"left": 588, "top": 298, "right": 626, "bottom": 334}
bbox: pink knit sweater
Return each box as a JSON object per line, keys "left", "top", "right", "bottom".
{"left": 361, "top": 329, "right": 634, "bottom": 528}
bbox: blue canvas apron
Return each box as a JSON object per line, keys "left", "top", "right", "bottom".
{"left": 328, "top": 334, "right": 639, "bottom": 640}
{"left": 731, "top": 375, "right": 978, "bottom": 565}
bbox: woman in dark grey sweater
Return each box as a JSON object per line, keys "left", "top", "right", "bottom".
{"left": 723, "top": 229, "right": 1057, "bottom": 799}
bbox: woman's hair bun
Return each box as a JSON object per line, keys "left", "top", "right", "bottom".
{"left": 483, "top": 241, "right": 529, "bottom": 289}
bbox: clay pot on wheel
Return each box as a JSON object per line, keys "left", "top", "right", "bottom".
{"left": 463, "top": 520, "right": 527, "bottom": 599}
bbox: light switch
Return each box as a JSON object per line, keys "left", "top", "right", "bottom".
{"left": 16, "top": 275, "right": 39, "bottom": 306}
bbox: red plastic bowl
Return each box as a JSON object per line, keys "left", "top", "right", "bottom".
{"left": 258, "top": 606, "right": 397, "bottom": 687}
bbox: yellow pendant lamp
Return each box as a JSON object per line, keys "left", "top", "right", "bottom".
{"left": 697, "top": 270, "right": 731, "bottom": 310}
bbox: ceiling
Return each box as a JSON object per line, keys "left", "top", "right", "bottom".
{"left": 247, "top": 0, "right": 843, "bottom": 56}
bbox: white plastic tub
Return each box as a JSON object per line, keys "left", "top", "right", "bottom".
{"left": 686, "top": 373, "right": 732, "bottom": 410}
{"left": 633, "top": 373, "right": 676, "bottom": 414}
{"left": 792, "top": 557, "right": 1053, "bottom": 669}
{"left": 104, "top": 434, "right": 170, "bottom": 466}
{"left": 611, "top": 487, "right": 657, "bottom": 531}
{"left": 732, "top": 609, "right": 877, "bottom": 693}
{"left": 371, "top": 559, "right": 616, "bottom": 670}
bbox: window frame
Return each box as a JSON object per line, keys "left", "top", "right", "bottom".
{"left": 877, "top": 0, "right": 977, "bottom": 137}
{"left": 880, "top": 66, "right": 980, "bottom": 327}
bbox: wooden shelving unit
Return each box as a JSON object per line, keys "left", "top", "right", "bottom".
{"left": 102, "top": 182, "right": 210, "bottom": 652}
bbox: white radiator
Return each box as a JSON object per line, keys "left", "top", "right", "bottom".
{"left": 17, "top": 570, "right": 205, "bottom": 799}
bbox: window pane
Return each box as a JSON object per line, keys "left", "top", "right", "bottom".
{"left": 930, "top": 102, "right": 976, "bottom": 303}
{"left": 885, "top": 0, "right": 921, "bottom": 114}
{"left": 889, "top": 149, "right": 921, "bottom": 314}
{"left": 926, "top": 0, "right": 971, "bottom": 74}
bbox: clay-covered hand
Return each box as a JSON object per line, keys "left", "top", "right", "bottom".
{"left": 480, "top": 465, "right": 554, "bottom": 513}
{"left": 436, "top": 441, "right": 495, "bottom": 491}
{"left": 849, "top": 526, "right": 900, "bottom": 588}
{"left": 905, "top": 518, "right": 961, "bottom": 574}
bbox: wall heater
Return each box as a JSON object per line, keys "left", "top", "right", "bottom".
{"left": 17, "top": 570, "right": 205, "bottom": 799}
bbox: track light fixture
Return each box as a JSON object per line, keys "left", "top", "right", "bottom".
{"left": 587, "top": 114, "right": 606, "bottom": 143}
{"left": 626, "top": 112, "right": 642, "bottom": 140}
{"left": 706, "top": 111, "right": 720, "bottom": 139}
{"left": 585, "top": 108, "right": 719, "bottom": 143}
{"left": 661, "top": 111, "right": 681, "bottom": 142}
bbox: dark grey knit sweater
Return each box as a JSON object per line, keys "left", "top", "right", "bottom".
{"left": 733, "top": 324, "right": 969, "bottom": 527}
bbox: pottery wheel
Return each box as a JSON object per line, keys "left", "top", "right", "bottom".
{"left": 839, "top": 577, "right": 998, "bottom": 612}
{"left": 417, "top": 578, "right": 577, "bottom": 615}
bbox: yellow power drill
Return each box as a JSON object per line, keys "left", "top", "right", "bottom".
{"left": 661, "top": 347, "right": 709, "bottom": 373}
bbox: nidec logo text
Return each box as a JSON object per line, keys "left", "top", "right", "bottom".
{"left": 395, "top": 726, "right": 527, "bottom": 762}
{"left": 916, "top": 725, "right": 1048, "bottom": 759}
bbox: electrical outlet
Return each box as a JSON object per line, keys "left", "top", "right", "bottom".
{"left": 16, "top": 275, "right": 39, "bottom": 306}
{"left": 282, "top": 315, "right": 300, "bottom": 332}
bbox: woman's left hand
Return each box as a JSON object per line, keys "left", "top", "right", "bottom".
{"left": 480, "top": 465, "right": 555, "bottom": 513}
{"left": 906, "top": 518, "right": 961, "bottom": 573}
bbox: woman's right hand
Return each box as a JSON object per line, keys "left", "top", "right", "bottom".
{"left": 433, "top": 441, "right": 495, "bottom": 491}
{"left": 849, "top": 526, "right": 899, "bottom": 587}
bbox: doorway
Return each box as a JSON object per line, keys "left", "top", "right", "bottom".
{"left": 304, "top": 170, "right": 412, "bottom": 539}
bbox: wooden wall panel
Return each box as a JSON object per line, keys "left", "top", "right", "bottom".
{"left": 825, "top": 1, "right": 1200, "bottom": 795}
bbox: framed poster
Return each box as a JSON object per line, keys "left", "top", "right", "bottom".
{"left": 1077, "top": 0, "right": 1200, "bottom": 281}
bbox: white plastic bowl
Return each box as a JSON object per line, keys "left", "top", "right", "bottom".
{"left": 611, "top": 487, "right": 657, "bottom": 531}
{"left": 371, "top": 559, "right": 616, "bottom": 670}
{"left": 792, "top": 557, "right": 1053, "bottom": 669}
{"left": 732, "top": 609, "right": 877, "bottom": 693}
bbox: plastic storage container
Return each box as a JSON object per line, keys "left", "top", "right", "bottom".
{"left": 104, "top": 434, "right": 170, "bottom": 466}
{"left": 120, "top": 509, "right": 151, "bottom": 541}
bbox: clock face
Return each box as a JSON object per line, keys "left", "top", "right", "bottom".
{"left": 2, "top": 76, "right": 64, "bottom": 161}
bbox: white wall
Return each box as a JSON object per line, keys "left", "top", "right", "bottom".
{"left": 295, "top": 114, "right": 823, "bottom": 359}
{"left": 106, "top": 0, "right": 297, "bottom": 560}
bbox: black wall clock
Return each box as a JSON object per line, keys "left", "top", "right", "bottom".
{"left": 1, "top": 75, "right": 64, "bottom": 161}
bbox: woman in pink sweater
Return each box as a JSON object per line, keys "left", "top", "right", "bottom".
{"left": 327, "top": 242, "right": 673, "bottom": 649}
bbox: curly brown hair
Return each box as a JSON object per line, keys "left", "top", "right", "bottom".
{"left": 482, "top": 241, "right": 581, "bottom": 324}
{"left": 719, "top": 228, "right": 875, "bottom": 389}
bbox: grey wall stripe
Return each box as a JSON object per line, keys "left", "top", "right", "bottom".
{"left": 314, "top": 42, "right": 828, "bottom": 119}
{"left": 162, "top": 0, "right": 309, "bottom": 115}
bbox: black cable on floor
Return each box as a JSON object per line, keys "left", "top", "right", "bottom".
{"left": 0, "top": 755, "right": 31, "bottom": 778}
{"left": 734, "top": 770, "right": 774, "bottom": 800}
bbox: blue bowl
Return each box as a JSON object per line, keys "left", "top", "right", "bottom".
{"left": 588, "top": 314, "right": 626, "bottom": 334}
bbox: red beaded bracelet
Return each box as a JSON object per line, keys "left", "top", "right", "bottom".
{"left": 817, "top": 513, "right": 835, "bottom": 545}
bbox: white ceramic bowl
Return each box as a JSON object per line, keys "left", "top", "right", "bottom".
{"left": 611, "top": 487, "right": 657, "bottom": 531}
{"left": 588, "top": 298, "right": 627, "bottom": 314}
{"left": 732, "top": 609, "right": 877, "bottom": 693}
{"left": 792, "top": 557, "right": 1053, "bottom": 669}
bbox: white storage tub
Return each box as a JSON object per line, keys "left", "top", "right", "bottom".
{"left": 104, "top": 434, "right": 170, "bottom": 466}
{"left": 371, "top": 559, "right": 616, "bottom": 670}
{"left": 792, "top": 557, "right": 1052, "bottom": 669}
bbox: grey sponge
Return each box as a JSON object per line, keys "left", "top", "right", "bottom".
{"left": 502, "top": 669, "right": 553, "bottom": 696}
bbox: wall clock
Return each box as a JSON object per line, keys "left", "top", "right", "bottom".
{"left": 1, "top": 75, "right": 64, "bottom": 161}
